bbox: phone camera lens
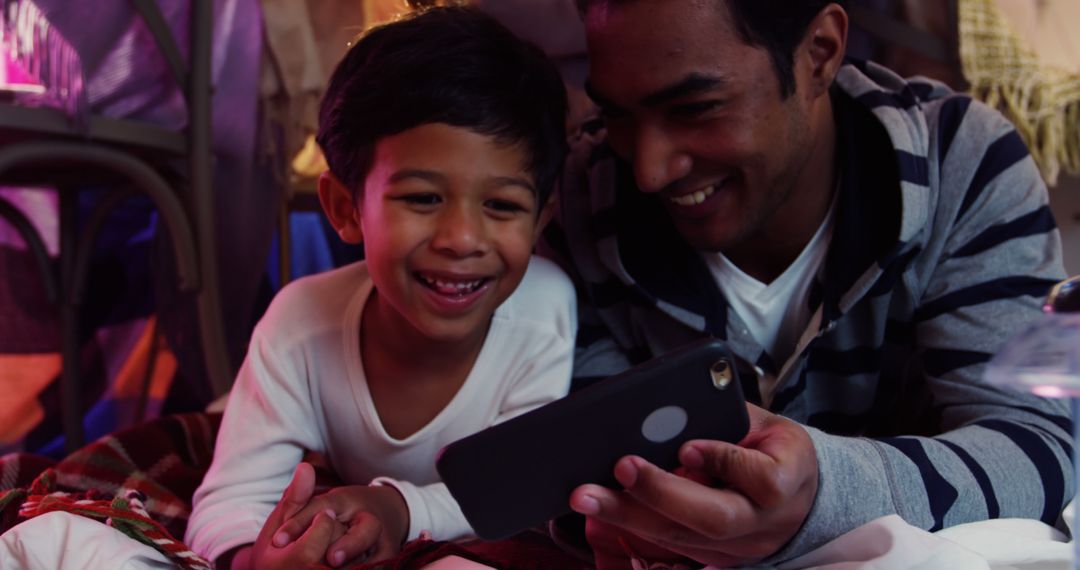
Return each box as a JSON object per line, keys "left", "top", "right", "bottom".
{"left": 710, "top": 359, "right": 732, "bottom": 389}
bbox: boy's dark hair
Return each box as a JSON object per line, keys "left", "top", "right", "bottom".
{"left": 316, "top": 7, "right": 569, "bottom": 205}
{"left": 575, "top": 0, "right": 847, "bottom": 98}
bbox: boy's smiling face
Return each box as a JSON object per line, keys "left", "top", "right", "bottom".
{"left": 334, "top": 122, "right": 547, "bottom": 347}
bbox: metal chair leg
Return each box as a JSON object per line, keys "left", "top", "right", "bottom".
{"left": 189, "top": 0, "right": 233, "bottom": 397}
{"left": 278, "top": 204, "right": 291, "bottom": 288}
{"left": 59, "top": 190, "right": 84, "bottom": 453}
{"left": 0, "top": 194, "right": 58, "bottom": 303}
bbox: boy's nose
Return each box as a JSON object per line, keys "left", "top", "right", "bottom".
{"left": 431, "top": 205, "right": 490, "bottom": 257}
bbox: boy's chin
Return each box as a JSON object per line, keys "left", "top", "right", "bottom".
{"left": 410, "top": 315, "right": 494, "bottom": 346}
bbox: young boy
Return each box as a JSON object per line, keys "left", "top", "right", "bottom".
{"left": 184, "top": 7, "right": 574, "bottom": 569}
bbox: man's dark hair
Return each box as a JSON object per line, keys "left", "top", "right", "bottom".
{"left": 316, "top": 7, "right": 569, "bottom": 204}
{"left": 575, "top": 0, "right": 847, "bottom": 98}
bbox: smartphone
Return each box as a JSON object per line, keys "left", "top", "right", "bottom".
{"left": 435, "top": 338, "right": 750, "bottom": 540}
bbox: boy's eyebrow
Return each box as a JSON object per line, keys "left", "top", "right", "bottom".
{"left": 388, "top": 169, "right": 444, "bottom": 185}
{"left": 489, "top": 175, "right": 537, "bottom": 194}
{"left": 585, "top": 72, "right": 728, "bottom": 111}
{"left": 388, "top": 169, "right": 536, "bottom": 193}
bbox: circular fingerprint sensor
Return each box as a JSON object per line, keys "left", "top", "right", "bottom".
{"left": 641, "top": 406, "right": 688, "bottom": 443}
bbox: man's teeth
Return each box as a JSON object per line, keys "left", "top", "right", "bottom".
{"left": 421, "top": 275, "right": 484, "bottom": 293}
{"left": 670, "top": 185, "right": 715, "bottom": 207}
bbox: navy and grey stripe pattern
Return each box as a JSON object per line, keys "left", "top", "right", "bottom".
{"left": 548, "top": 60, "right": 1072, "bottom": 560}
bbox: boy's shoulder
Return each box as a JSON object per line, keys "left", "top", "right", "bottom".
{"left": 257, "top": 261, "right": 370, "bottom": 339}
{"left": 495, "top": 256, "right": 576, "bottom": 334}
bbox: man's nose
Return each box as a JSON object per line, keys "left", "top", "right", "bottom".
{"left": 431, "top": 204, "right": 490, "bottom": 257}
{"left": 632, "top": 125, "right": 691, "bottom": 193}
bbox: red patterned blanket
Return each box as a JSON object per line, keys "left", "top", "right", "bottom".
{"left": 0, "top": 412, "right": 591, "bottom": 569}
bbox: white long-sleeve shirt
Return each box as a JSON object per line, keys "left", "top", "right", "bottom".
{"left": 185, "top": 257, "right": 576, "bottom": 563}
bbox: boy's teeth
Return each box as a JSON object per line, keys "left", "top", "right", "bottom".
{"left": 670, "top": 185, "right": 715, "bottom": 207}
{"left": 421, "top": 275, "right": 483, "bottom": 293}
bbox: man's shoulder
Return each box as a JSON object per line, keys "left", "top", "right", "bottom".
{"left": 836, "top": 60, "right": 1034, "bottom": 209}
{"left": 837, "top": 59, "right": 957, "bottom": 110}
{"left": 836, "top": 60, "right": 1017, "bottom": 153}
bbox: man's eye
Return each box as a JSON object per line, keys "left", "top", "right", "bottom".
{"left": 599, "top": 105, "right": 628, "bottom": 120}
{"left": 671, "top": 100, "right": 721, "bottom": 117}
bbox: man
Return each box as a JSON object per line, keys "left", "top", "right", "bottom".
{"left": 546, "top": 0, "right": 1073, "bottom": 567}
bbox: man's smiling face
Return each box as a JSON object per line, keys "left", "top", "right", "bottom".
{"left": 584, "top": 0, "right": 823, "bottom": 255}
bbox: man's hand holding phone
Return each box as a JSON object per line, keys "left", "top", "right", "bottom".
{"left": 571, "top": 403, "right": 819, "bottom": 569}
{"left": 438, "top": 339, "right": 752, "bottom": 541}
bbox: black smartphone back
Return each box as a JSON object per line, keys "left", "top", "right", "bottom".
{"left": 435, "top": 338, "right": 749, "bottom": 540}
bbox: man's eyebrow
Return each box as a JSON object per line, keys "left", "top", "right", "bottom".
{"left": 640, "top": 73, "right": 728, "bottom": 107}
{"left": 584, "top": 72, "right": 728, "bottom": 112}
{"left": 584, "top": 79, "right": 619, "bottom": 112}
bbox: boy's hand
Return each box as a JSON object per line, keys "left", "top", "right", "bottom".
{"left": 245, "top": 463, "right": 347, "bottom": 570}
{"left": 274, "top": 483, "right": 410, "bottom": 567}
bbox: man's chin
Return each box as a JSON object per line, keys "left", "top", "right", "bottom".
{"left": 663, "top": 204, "right": 745, "bottom": 250}
{"left": 673, "top": 224, "right": 742, "bottom": 254}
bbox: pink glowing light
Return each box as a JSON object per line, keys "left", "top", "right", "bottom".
{"left": 1031, "top": 385, "right": 1069, "bottom": 399}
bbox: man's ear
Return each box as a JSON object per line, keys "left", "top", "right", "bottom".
{"left": 532, "top": 194, "right": 558, "bottom": 243}
{"left": 317, "top": 171, "right": 364, "bottom": 244}
{"left": 801, "top": 3, "right": 849, "bottom": 98}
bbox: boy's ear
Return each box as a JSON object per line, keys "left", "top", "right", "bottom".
{"left": 317, "top": 171, "right": 364, "bottom": 244}
{"left": 532, "top": 195, "right": 557, "bottom": 243}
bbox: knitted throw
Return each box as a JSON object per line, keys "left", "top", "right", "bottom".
{"left": 959, "top": 0, "right": 1080, "bottom": 186}
{"left": 9, "top": 468, "right": 212, "bottom": 569}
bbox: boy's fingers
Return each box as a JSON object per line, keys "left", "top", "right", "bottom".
{"left": 259, "top": 463, "right": 315, "bottom": 545}
{"left": 293, "top": 510, "right": 343, "bottom": 562}
{"left": 274, "top": 500, "right": 330, "bottom": 547}
{"left": 325, "top": 512, "right": 383, "bottom": 567}
{"left": 270, "top": 463, "right": 318, "bottom": 546}
{"left": 281, "top": 463, "right": 317, "bottom": 520}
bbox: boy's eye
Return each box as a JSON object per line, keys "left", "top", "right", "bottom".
{"left": 398, "top": 193, "right": 441, "bottom": 206}
{"left": 485, "top": 199, "right": 529, "bottom": 214}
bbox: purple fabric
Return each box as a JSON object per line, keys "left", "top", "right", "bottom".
{"left": 6, "top": 0, "right": 260, "bottom": 129}
{"left": 22, "top": 0, "right": 274, "bottom": 385}
{"left": 1, "top": 0, "right": 85, "bottom": 117}
{"left": 0, "top": 0, "right": 272, "bottom": 451}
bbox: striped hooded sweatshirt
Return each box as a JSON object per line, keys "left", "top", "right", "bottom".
{"left": 547, "top": 59, "right": 1073, "bottom": 560}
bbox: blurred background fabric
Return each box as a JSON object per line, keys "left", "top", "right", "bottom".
{"left": 959, "top": 0, "right": 1080, "bottom": 186}
{"left": 846, "top": 0, "right": 1080, "bottom": 186}
{"left": 0, "top": 0, "right": 265, "bottom": 456}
